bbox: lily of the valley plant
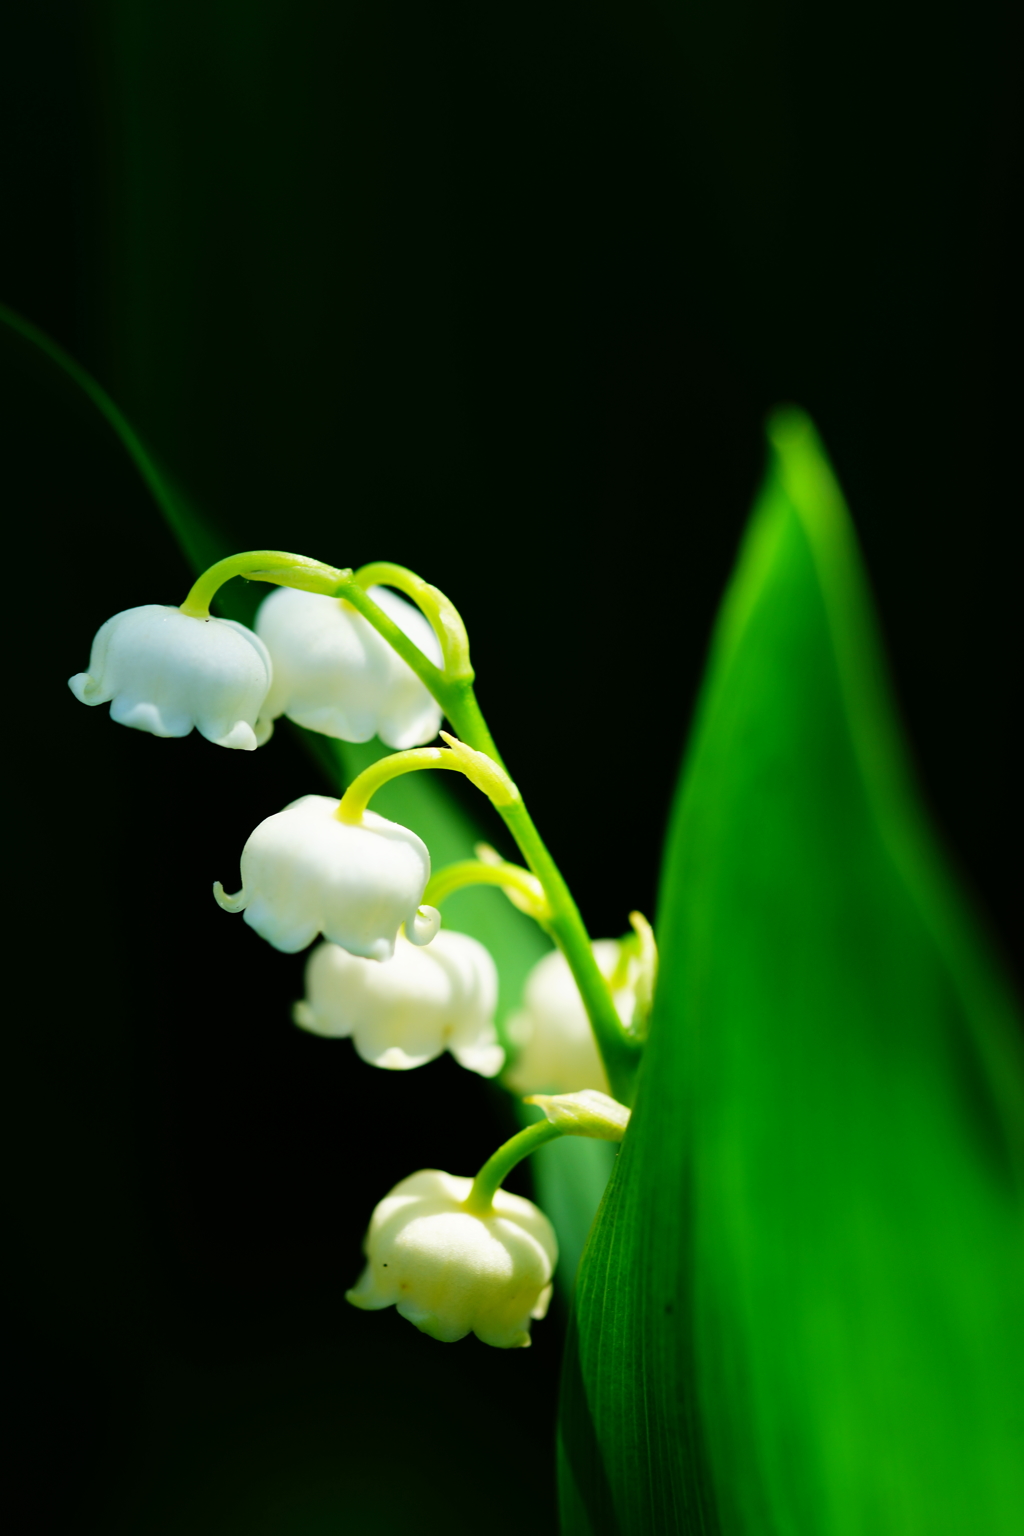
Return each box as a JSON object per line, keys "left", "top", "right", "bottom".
{"left": 70, "top": 551, "right": 649, "bottom": 1348}
{"left": 45, "top": 269, "right": 1022, "bottom": 1525}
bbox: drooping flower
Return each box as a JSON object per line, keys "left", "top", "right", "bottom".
{"left": 68, "top": 605, "right": 272, "bottom": 750}
{"left": 347, "top": 1170, "right": 557, "bottom": 1348}
{"left": 213, "top": 795, "right": 437, "bottom": 959}
{"left": 294, "top": 929, "right": 503, "bottom": 1075}
{"left": 254, "top": 585, "right": 443, "bottom": 748}
{"left": 504, "top": 940, "right": 642, "bottom": 1095}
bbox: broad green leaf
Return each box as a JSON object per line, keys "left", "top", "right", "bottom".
{"left": 559, "top": 410, "right": 1024, "bottom": 1534}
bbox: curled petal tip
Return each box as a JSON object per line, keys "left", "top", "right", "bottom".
{"left": 406, "top": 905, "right": 441, "bottom": 947}
{"left": 212, "top": 879, "right": 247, "bottom": 913}
{"left": 68, "top": 672, "right": 99, "bottom": 704}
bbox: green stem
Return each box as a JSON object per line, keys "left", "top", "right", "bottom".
{"left": 353, "top": 560, "right": 473, "bottom": 682}
{"left": 335, "top": 600, "right": 642, "bottom": 1101}
{"left": 335, "top": 720, "right": 641, "bottom": 1101}
{"left": 180, "top": 550, "right": 349, "bottom": 618}
{"left": 463, "top": 1120, "right": 564, "bottom": 1215}
{"left": 339, "top": 581, "right": 455, "bottom": 724}
{"left": 424, "top": 859, "right": 549, "bottom": 920}
{"left": 336, "top": 747, "right": 465, "bottom": 823}
{"left": 438, "top": 678, "right": 508, "bottom": 769}
{"left": 497, "top": 795, "right": 642, "bottom": 1104}
{"left": 420, "top": 679, "right": 640, "bottom": 1098}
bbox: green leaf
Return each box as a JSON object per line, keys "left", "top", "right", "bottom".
{"left": 559, "top": 410, "right": 1024, "bottom": 1534}
{"left": 0, "top": 300, "right": 227, "bottom": 581}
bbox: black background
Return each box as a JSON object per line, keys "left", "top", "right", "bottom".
{"left": 4, "top": 3, "right": 1020, "bottom": 1531}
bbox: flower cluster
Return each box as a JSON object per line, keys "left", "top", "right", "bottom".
{"left": 70, "top": 554, "right": 648, "bottom": 1350}
{"left": 69, "top": 585, "right": 441, "bottom": 753}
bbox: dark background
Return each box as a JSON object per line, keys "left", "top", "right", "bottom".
{"left": 4, "top": 2, "right": 1019, "bottom": 1531}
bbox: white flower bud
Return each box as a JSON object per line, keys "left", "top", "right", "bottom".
{"left": 69, "top": 605, "right": 272, "bottom": 750}
{"left": 254, "top": 585, "right": 443, "bottom": 749}
{"left": 214, "top": 795, "right": 435, "bottom": 959}
{"left": 295, "top": 929, "right": 504, "bottom": 1075}
{"left": 505, "top": 940, "right": 640, "bottom": 1095}
{"left": 347, "top": 1170, "right": 557, "bottom": 1348}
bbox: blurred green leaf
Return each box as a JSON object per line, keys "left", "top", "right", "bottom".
{"left": 559, "top": 410, "right": 1024, "bottom": 1534}
{"left": 0, "top": 300, "right": 225, "bottom": 580}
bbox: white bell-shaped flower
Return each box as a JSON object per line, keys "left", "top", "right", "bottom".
{"left": 69, "top": 605, "right": 272, "bottom": 750}
{"left": 294, "top": 929, "right": 504, "bottom": 1075}
{"left": 254, "top": 585, "right": 443, "bottom": 749}
{"left": 347, "top": 1170, "right": 557, "bottom": 1348}
{"left": 505, "top": 940, "right": 641, "bottom": 1095}
{"left": 214, "top": 794, "right": 437, "bottom": 959}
